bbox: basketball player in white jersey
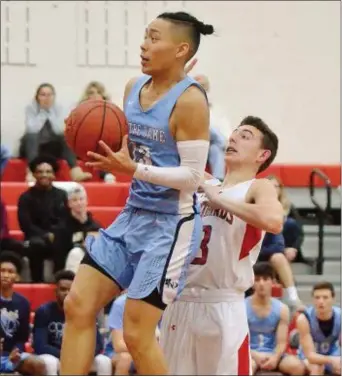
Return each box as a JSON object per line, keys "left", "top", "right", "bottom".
{"left": 161, "top": 116, "right": 284, "bottom": 375}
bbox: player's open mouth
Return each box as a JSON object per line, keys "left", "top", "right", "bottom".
{"left": 226, "top": 147, "right": 237, "bottom": 153}
{"left": 140, "top": 56, "right": 149, "bottom": 64}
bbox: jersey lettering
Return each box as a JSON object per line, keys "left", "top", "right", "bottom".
{"left": 191, "top": 225, "right": 212, "bottom": 265}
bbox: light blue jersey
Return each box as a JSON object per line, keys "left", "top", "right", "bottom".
{"left": 125, "top": 75, "right": 204, "bottom": 215}
{"left": 246, "top": 297, "right": 282, "bottom": 353}
{"left": 86, "top": 75, "right": 205, "bottom": 305}
{"left": 298, "top": 306, "right": 341, "bottom": 360}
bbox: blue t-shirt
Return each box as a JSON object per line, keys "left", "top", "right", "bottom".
{"left": 0, "top": 292, "right": 30, "bottom": 355}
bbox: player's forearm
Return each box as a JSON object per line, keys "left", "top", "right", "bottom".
{"left": 134, "top": 164, "right": 202, "bottom": 191}
{"left": 133, "top": 140, "right": 209, "bottom": 191}
{"left": 273, "top": 342, "right": 287, "bottom": 359}
{"left": 307, "top": 352, "right": 335, "bottom": 366}
{"left": 211, "top": 197, "right": 283, "bottom": 234}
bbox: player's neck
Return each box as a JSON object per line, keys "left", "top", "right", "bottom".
{"left": 222, "top": 166, "right": 257, "bottom": 187}
{"left": 150, "top": 68, "right": 186, "bottom": 93}
{"left": 1, "top": 286, "right": 14, "bottom": 299}
{"left": 252, "top": 294, "right": 271, "bottom": 306}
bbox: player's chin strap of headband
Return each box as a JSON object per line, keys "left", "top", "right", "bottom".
{"left": 133, "top": 139, "right": 209, "bottom": 191}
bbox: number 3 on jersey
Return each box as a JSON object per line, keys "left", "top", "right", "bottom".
{"left": 191, "top": 225, "right": 212, "bottom": 265}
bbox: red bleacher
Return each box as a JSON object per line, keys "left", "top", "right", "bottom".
{"left": 2, "top": 160, "right": 340, "bottom": 310}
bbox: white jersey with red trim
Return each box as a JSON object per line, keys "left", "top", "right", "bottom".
{"left": 183, "top": 179, "right": 265, "bottom": 292}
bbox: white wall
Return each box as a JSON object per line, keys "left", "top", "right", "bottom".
{"left": 1, "top": 0, "right": 340, "bottom": 163}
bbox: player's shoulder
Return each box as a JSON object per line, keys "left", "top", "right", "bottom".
{"left": 246, "top": 178, "right": 277, "bottom": 200}
{"left": 250, "top": 178, "right": 275, "bottom": 191}
{"left": 177, "top": 83, "right": 208, "bottom": 110}
{"left": 123, "top": 76, "right": 142, "bottom": 103}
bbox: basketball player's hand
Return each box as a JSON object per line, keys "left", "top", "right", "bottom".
{"left": 199, "top": 182, "right": 222, "bottom": 208}
{"left": 86, "top": 135, "right": 137, "bottom": 176}
{"left": 260, "top": 354, "right": 279, "bottom": 370}
{"left": 184, "top": 58, "right": 198, "bottom": 75}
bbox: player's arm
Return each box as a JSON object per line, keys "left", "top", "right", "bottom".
{"left": 111, "top": 329, "right": 128, "bottom": 353}
{"left": 274, "top": 303, "right": 290, "bottom": 359}
{"left": 201, "top": 178, "right": 283, "bottom": 234}
{"left": 297, "top": 313, "right": 334, "bottom": 366}
{"left": 133, "top": 86, "right": 210, "bottom": 190}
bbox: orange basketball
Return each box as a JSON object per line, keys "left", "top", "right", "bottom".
{"left": 65, "top": 99, "right": 128, "bottom": 161}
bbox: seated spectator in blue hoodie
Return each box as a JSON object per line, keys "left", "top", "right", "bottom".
{"left": 0, "top": 252, "right": 46, "bottom": 375}
{"left": 33, "top": 270, "right": 112, "bottom": 375}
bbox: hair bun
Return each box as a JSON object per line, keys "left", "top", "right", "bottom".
{"left": 198, "top": 22, "right": 214, "bottom": 35}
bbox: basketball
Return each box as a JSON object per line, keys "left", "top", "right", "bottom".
{"left": 64, "top": 99, "right": 128, "bottom": 161}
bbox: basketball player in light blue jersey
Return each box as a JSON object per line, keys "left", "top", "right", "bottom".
{"left": 246, "top": 262, "right": 305, "bottom": 375}
{"left": 60, "top": 11, "right": 213, "bottom": 376}
{"left": 297, "top": 281, "right": 341, "bottom": 375}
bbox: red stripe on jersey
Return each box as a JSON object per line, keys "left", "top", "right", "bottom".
{"left": 237, "top": 334, "right": 250, "bottom": 375}
{"left": 239, "top": 224, "right": 262, "bottom": 260}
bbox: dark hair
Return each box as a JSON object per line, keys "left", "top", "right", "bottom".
{"left": 55, "top": 270, "right": 75, "bottom": 284}
{"left": 253, "top": 262, "right": 274, "bottom": 280}
{"left": 35, "top": 82, "right": 56, "bottom": 103}
{"left": 312, "top": 281, "right": 335, "bottom": 297}
{"left": 239, "top": 116, "right": 279, "bottom": 173}
{"left": 0, "top": 251, "right": 22, "bottom": 274}
{"left": 157, "top": 11, "right": 214, "bottom": 58}
{"left": 29, "top": 155, "right": 59, "bottom": 174}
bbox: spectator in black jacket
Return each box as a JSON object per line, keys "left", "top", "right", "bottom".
{"left": 53, "top": 184, "right": 101, "bottom": 273}
{"left": 17, "top": 155, "right": 67, "bottom": 282}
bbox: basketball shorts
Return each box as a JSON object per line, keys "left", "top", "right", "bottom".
{"left": 85, "top": 205, "right": 202, "bottom": 306}
{"left": 0, "top": 353, "right": 29, "bottom": 373}
{"left": 160, "top": 289, "right": 251, "bottom": 375}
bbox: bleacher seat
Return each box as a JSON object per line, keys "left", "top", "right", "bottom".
{"left": 15, "top": 283, "right": 55, "bottom": 310}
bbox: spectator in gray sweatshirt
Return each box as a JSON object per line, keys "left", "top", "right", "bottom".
{"left": 20, "top": 83, "right": 91, "bottom": 182}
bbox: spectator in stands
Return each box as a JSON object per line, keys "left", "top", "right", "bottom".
{"left": 53, "top": 184, "right": 101, "bottom": 273}
{"left": 268, "top": 175, "right": 304, "bottom": 262}
{"left": 246, "top": 262, "right": 305, "bottom": 375}
{"left": 0, "top": 252, "right": 46, "bottom": 375}
{"left": 79, "top": 81, "right": 111, "bottom": 103}
{"left": 33, "top": 270, "right": 112, "bottom": 375}
{"left": 0, "top": 145, "right": 27, "bottom": 258}
{"left": 18, "top": 155, "right": 68, "bottom": 282}
{"left": 296, "top": 281, "right": 341, "bottom": 375}
{"left": 194, "top": 74, "right": 230, "bottom": 181}
{"left": 0, "top": 144, "right": 11, "bottom": 174}
{"left": 259, "top": 232, "right": 304, "bottom": 311}
{"left": 78, "top": 81, "right": 115, "bottom": 183}
{"left": 20, "top": 82, "right": 91, "bottom": 182}
{"left": 104, "top": 292, "right": 160, "bottom": 375}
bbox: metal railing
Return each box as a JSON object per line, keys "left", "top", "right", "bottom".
{"left": 309, "top": 169, "right": 332, "bottom": 274}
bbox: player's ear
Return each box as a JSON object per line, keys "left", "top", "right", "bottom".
{"left": 175, "top": 42, "right": 190, "bottom": 60}
{"left": 257, "top": 149, "right": 271, "bottom": 164}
